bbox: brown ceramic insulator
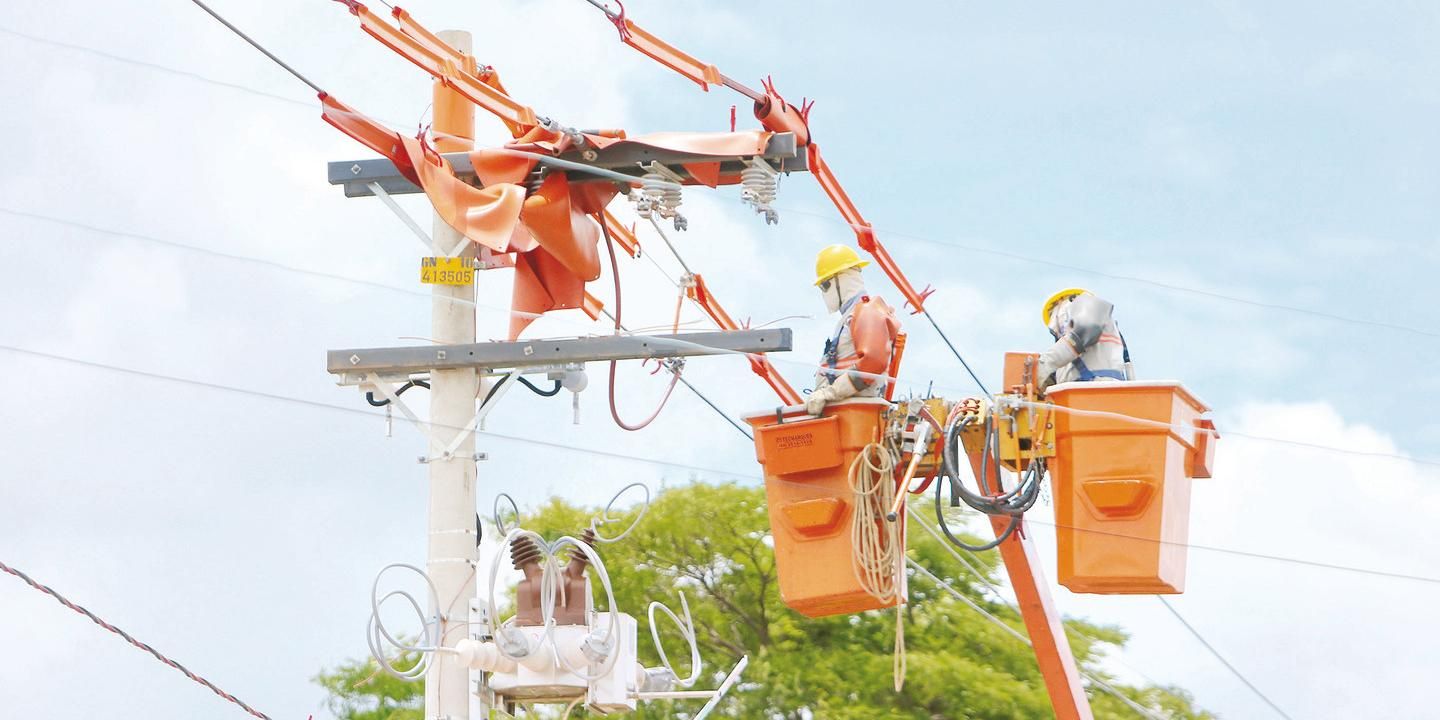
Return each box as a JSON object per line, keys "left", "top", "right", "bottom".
{"left": 510, "top": 535, "right": 543, "bottom": 570}
{"left": 569, "top": 528, "right": 597, "bottom": 567}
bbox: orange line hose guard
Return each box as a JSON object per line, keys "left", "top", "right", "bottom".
{"left": 584, "top": 7, "right": 937, "bottom": 314}
{"left": 687, "top": 274, "right": 803, "bottom": 406}
{"left": 337, "top": 1, "right": 542, "bottom": 132}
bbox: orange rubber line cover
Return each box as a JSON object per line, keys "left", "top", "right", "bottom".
{"left": 411, "top": 147, "right": 526, "bottom": 253}
{"left": 322, "top": 94, "right": 525, "bottom": 253}
{"left": 616, "top": 18, "right": 723, "bottom": 90}
{"left": 601, "top": 210, "right": 641, "bottom": 258}
{"left": 320, "top": 94, "right": 416, "bottom": 183}
{"left": 521, "top": 173, "right": 602, "bottom": 282}
{"left": 807, "top": 144, "right": 932, "bottom": 313}
{"left": 688, "top": 274, "right": 802, "bottom": 406}
{"left": 342, "top": 2, "right": 540, "bottom": 130}
{"left": 613, "top": 130, "right": 772, "bottom": 157}
{"left": 510, "top": 247, "right": 587, "bottom": 340}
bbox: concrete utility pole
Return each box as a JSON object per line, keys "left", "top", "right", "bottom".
{"left": 426, "top": 29, "right": 481, "bottom": 720}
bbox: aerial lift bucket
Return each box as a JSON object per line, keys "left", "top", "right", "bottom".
{"left": 1046, "top": 381, "right": 1217, "bottom": 594}
{"left": 743, "top": 398, "right": 903, "bottom": 617}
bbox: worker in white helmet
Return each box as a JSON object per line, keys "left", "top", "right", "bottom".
{"left": 806, "top": 245, "right": 901, "bottom": 415}
{"left": 1037, "top": 288, "right": 1133, "bottom": 390}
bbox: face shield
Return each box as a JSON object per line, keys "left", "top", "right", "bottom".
{"left": 1047, "top": 298, "right": 1072, "bottom": 339}
{"left": 818, "top": 269, "right": 865, "bottom": 315}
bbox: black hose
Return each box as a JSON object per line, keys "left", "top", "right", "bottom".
{"left": 518, "top": 376, "right": 562, "bottom": 397}
{"left": 934, "top": 475, "right": 1018, "bottom": 552}
{"left": 929, "top": 411, "right": 1048, "bottom": 552}
{"left": 365, "top": 379, "right": 431, "bottom": 407}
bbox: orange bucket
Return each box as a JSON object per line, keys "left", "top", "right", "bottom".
{"left": 1045, "top": 381, "right": 1216, "bottom": 594}
{"left": 743, "top": 398, "right": 903, "bottom": 617}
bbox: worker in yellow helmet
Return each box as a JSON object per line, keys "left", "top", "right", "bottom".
{"left": 1037, "top": 288, "right": 1133, "bottom": 390}
{"left": 806, "top": 245, "right": 901, "bottom": 415}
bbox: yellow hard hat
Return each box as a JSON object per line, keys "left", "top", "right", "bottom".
{"left": 814, "top": 245, "right": 869, "bottom": 285}
{"left": 1041, "top": 287, "right": 1089, "bottom": 327}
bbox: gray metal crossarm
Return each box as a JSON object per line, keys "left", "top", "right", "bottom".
{"left": 328, "top": 329, "right": 792, "bottom": 376}
{"left": 329, "top": 132, "right": 804, "bottom": 198}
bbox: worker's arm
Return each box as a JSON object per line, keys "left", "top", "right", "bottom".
{"left": 1037, "top": 295, "right": 1114, "bottom": 380}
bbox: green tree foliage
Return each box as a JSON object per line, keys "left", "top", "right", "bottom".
{"left": 313, "top": 652, "right": 424, "bottom": 720}
{"left": 316, "top": 481, "right": 1213, "bottom": 719}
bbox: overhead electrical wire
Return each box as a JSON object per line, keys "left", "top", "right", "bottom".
{"left": 6, "top": 340, "right": 1438, "bottom": 586}
{"left": 0, "top": 342, "right": 759, "bottom": 481}
{"left": 3, "top": 23, "right": 1434, "bottom": 342}
{"left": 905, "top": 559, "right": 1167, "bottom": 720}
{"left": 186, "top": 0, "right": 323, "bottom": 94}
{"left": 8, "top": 5, "right": 1418, "bottom": 719}
{"left": 0, "top": 559, "right": 273, "bottom": 720}
{"left": 1157, "top": 597, "right": 1296, "bottom": 720}
{"left": 5, "top": 199, "right": 1436, "bottom": 470}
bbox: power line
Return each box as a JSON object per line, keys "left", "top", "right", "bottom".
{"left": 9, "top": 339, "right": 1438, "bottom": 586}
{"left": 12, "top": 202, "right": 1438, "bottom": 472}
{"left": 0, "top": 343, "right": 761, "bottom": 481}
{"left": 780, "top": 206, "right": 1439, "bottom": 340}
{"left": 0, "top": 559, "right": 272, "bottom": 720}
{"left": 910, "top": 513, "right": 1176, "bottom": 692}
{"left": 906, "top": 559, "right": 1166, "bottom": 720}
{"left": 1020, "top": 516, "right": 1440, "bottom": 585}
{"left": 1157, "top": 597, "right": 1295, "bottom": 720}
{"left": 186, "top": 0, "right": 323, "bottom": 94}
{"left": 0, "top": 24, "right": 316, "bottom": 110}
{"left": 2, "top": 24, "right": 1432, "bottom": 343}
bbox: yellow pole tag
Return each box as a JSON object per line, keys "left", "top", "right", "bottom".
{"left": 420, "top": 256, "right": 475, "bottom": 286}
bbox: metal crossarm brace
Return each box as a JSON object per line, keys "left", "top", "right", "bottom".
{"left": 328, "top": 329, "right": 791, "bottom": 379}
{"left": 328, "top": 133, "right": 803, "bottom": 197}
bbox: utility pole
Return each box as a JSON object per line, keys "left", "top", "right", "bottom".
{"left": 426, "top": 29, "right": 481, "bottom": 720}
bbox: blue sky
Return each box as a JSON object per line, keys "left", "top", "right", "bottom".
{"left": 1, "top": 1, "right": 1436, "bottom": 718}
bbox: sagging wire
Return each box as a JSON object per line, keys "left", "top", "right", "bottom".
{"left": 601, "top": 216, "right": 682, "bottom": 431}
{"left": 367, "top": 563, "right": 449, "bottom": 682}
{"left": 906, "top": 559, "right": 1167, "bottom": 720}
{"left": 647, "top": 592, "right": 702, "bottom": 688}
{"left": 0, "top": 559, "right": 274, "bottom": 720}
{"left": 187, "top": 0, "right": 323, "bottom": 94}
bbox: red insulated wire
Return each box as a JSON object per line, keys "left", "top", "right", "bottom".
{"left": 601, "top": 217, "right": 680, "bottom": 431}
{"left": 0, "top": 560, "right": 272, "bottom": 720}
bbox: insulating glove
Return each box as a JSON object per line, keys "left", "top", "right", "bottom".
{"left": 805, "top": 375, "right": 859, "bottom": 415}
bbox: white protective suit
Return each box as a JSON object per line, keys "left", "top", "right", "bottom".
{"left": 1037, "top": 293, "right": 1132, "bottom": 386}
{"left": 806, "top": 269, "right": 901, "bottom": 415}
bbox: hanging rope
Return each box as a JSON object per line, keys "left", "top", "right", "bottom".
{"left": 847, "top": 441, "right": 907, "bottom": 691}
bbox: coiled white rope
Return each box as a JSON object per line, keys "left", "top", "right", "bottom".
{"left": 849, "top": 442, "right": 902, "bottom": 601}
{"left": 847, "top": 441, "right": 907, "bottom": 690}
